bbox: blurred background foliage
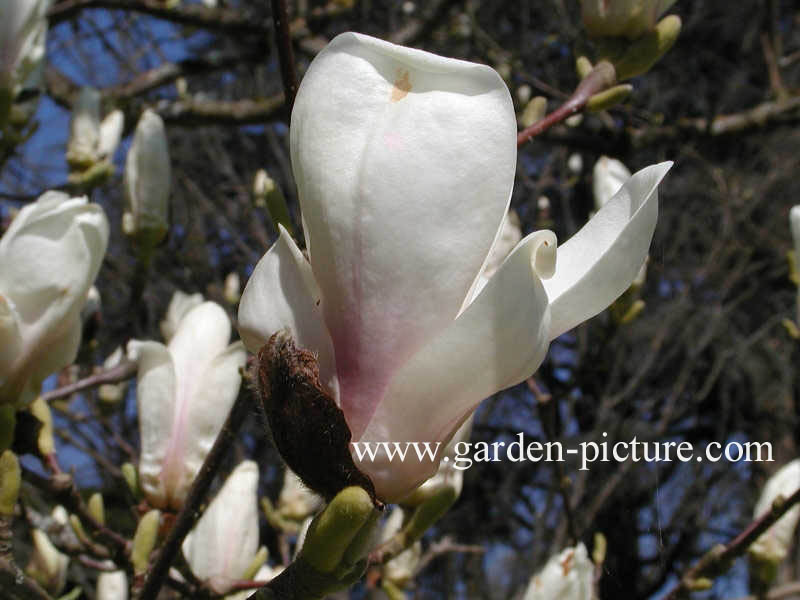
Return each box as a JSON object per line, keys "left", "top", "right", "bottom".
{"left": 2, "top": 0, "right": 800, "bottom": 598}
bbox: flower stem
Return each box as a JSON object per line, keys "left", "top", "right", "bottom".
{"left": 517, "top": 61, "right": 616, "bottom": 147}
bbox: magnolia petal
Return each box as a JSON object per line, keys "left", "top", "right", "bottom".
{"left": 98, "top": 109, "right": 124, "bottom": 160}
{"left": 183, "top": 461, "right": 260, "bottom": 594}
{"left": 357, "top": 231, "right": 554, "bottom": 501}
{"left": 96, "top": 570, "right": 128, "bottom": 600}
{"left": 160, "top": 303, "right": 240, "bottom": 508}
{"left": 0, "top": 295, "right": 22, "bottom": 381}
{"left": 291, "top": 32, "right": 517, "bottom": 438}
{"left": 523, "top": 543, "right": 593, "bottom": 600}
{"left": 128, "top": 340, "right": 176, "bottom": 508}
{"left": 544, "top": 162, "right": 671, "bottom": 340}
{"left": 0, "top": 192, "right": 108, "bottom": 335}
{"left": 171, "top": 341, "right": 246, "bottom": 505}
{"left": 159, "top": 290, "right": 203, "bottom": 342}
{"left": 238, "top": 226, "right": 337, "bottom": 396}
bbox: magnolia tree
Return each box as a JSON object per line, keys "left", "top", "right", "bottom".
{"left": 1, "top": 1, "right": 800, "bottom": 599}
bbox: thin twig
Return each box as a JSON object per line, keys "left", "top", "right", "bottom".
{"left": 662, "top": 487, "right": 800, "bottom": 599}
{"left": 517, "top": 62, "right": 615, "bottom": 147}
{"left": 136, "top": 391, "right": 252, "bottom": 600}
{"left": 40, "top": 361, "right": 137, "bottom": 403}
{"left": 271, "top": 0, "right": 299, "bottom": 113}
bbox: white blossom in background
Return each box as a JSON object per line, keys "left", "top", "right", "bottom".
{"left": 123, "top": 109, "right": 171, "bottom": 248}
{"left": 567, "top": 153, "right": 584, "bottom": 175}
{"left": 750, "top": 459, "right": 800, "bottom": 564}
{"left": 182, "top": 461, "right": 263, "bottom": 594}
{"left": 523, "top": 543, "right": 594, "bottom": 600}
{"left": 0, "top": 0, "right": 50, "bottom": 98}
{"left": 238, "top": 32, "right": 671, "bottom": 501}
{"left": 593, "top": 156, "right": 632, "bottom": 211}
{"left": 277, "top": 469, "right": 322, "bottom": 521}
{"left": 96, "top": 569, "right": 128, "bottom": 600}
{"left": 129, "top": 301, "right": 246, "bottom": 509}
{"left": 98, "top": 346, "right": 128, "bottom": 405}
{"left": 66, "top": 87, "right": 124, "bottom": 169}
{"left": 224, "top": 271, "right": 241, "bottom": 305}
{"left": 0, "top": 192, "right": 109, "bottom": 406}
{"left": 593, "top": 156, "right": 647, "bottom": 286}
{"left": 26, "top": 528, "right": 70, "bottom": 595}
{"left": 373, "top": 507, "right": 421, "bottom": 597}
{"left": 581, "top": 0, "right": 677, "bottom": 39}
{"left": 159, "top": 290, "right": 204, "bottom": 342}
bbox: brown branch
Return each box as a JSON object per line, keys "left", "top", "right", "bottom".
{"left": 414, "top": 536, "right": 485, "bottom": 575}
{"left": 137, "top": 390, "right": 252, "bottom": 600}
{"left": 662, "top": 487, "right": 800, "bottom": 599}
{"left": 157, "top": 95, "right": 285, "bottom": 126}
{"left": 21, "top": 467, "right": 131, "bottom": 562}
{"left": 48, "top": 0, "right": 268, "bottom": 37}
{"left": 0, "top": 555, "right": 52, "bottom": 600}
{"left": 271, "top": 0, "right": 299, "bottom": 114}
{"left": 40, "top": 360, "right": 137, "bottom": 403}
{"left": 517, "top": 62, "right": 616, "bottom": 147}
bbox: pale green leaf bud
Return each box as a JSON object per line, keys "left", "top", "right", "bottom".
{"left": 132, "top": 509, "right": 161, "bottom": 574}
{"left": 0, "top": 450, "right": 21, "bottom": 516}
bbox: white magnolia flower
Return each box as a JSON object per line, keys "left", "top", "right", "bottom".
{"left": 182, "top": 461, "right": 262, "bottom": 594}
{"left": 593, "top": 156, "right": 632, "bottom": 211}
{"left": 96, "top": 569, "right": 128, "bottom": 600}
{"left": 0, "top": 192, "right": 109, "bottom": 406}
{"left": 523, "top": 543, "right": 594, "bottom": 600}
{"left": 123, "top": 109, "right": 171, "bottom": 246}
{"left": 581, "top": 0, "right": 677, "bottom": 39}
{"left": 67, "top": 87, "right": 101, "bottom": 168}
{"left": 750, "top": 459, "right": 800, "bottom": 564}
{"left": 129, "top": 301, "right": 246, "bottom": 509}
{"left": 159, "top": 290, "right": 204, "bottom": 342}
{"left": 238, "top": 32, "right": 671, "bottom": 501}
{"left": 0, "top": 0, "right": 50, "bottom": 96}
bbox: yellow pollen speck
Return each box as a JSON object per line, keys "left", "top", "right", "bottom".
{"left": 391, "top": 69, "right": 412, "bottom": 102}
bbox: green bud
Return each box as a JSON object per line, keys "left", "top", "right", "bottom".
{"left": 57, "top": 586, "right": 83, "bottom": 600}
{"left": 241, "top": 546, "right": 269, "bottom": 580}
{"left": 132, "top": 509, "right": 161, "bottom": 574}
{"left": 121, "top": 462, "right": 141, "bottom": 498}
{"left": 299, "top": 486, "right": 376, "bottom": 574}
{"left": 403, "top": 485, "right": 457, "bottom": 546}
{"left": 253, "top": 169, "right": 295, "bottom": 236}
{"left": 69, "top": 514, "right": 90, "bottom": 546}
{"left": 519, "top": 96, "right": 547, "bottom": 129}
{"left": 686, "top": 577, "right": 713, "bottom": 591}
{"left": 0, "top": 450, "right": 21, "bottom": 516}
{"left": 782, "top": 318, "right": 800, "bottom": 339}
{"left": 587, "top": 84, "right": 633, "bottom": 112}
{"left": 614, "top": 15, "right": 682, "bottom": 81}
{"left": 576, "top": 55, "right": 593, "bottom": 79}
{"left": 88, "top": 493, "right": 105, "bottom": 526}
{"left": 29, "top": 396, "right": 55, "bottom": 456}
{"left": 618, "top": 299, "right": 646, "bottom": 324}
{"left": 592, "top": 532, "right": 607, "bottom": 565}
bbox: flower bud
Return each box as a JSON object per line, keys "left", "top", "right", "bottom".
{"left": 278, "top": 469, "right": 323, "bottom": 522}
{"left": 123, "top": 109, "right": 171, "bottom": 253}
{"left": 88, "top": 492, "right": 105, "bottom": 526}
{"left": 523, "top": 543, "right": 594, "bottom": 600}
{"left": 0, "top": 449, "right": 20, "bottom": 516}
{"left": 593, "top": 156, "right": 631, "bottom": 211}
{"left": 520, "top": 96, "right": 547, "bottom": 128}
{"left": 0, "top": 0, "right": 50, "bottom": 103}
{"left": 98, "top": 109, "right": 124, "bottom": 160}
{"left": 66, "top": 87, "right": 101, "bottom": 170}
{"left": 29, "top": 395, "right": 54, "bottom": 455}
{"left": 132, "top": 509, "right": 161, "bottom": 574}
{"left": 224, "top": 271, "right": 241, "bottom": 305}
{"left": 581, "top": 0, "right": 677, "bottom": 40}
{"left": 97, "top": 569, "right": 128, "bottom": 600}
{"left": 159, "top": 290, "right": 203, "bottom": 342}
{"left": 611, "top": 14, "right": 682, "bottom": 80}
{"left": 182, "top": 461, "right": 262, "bottom": 594}
{"left": 98, "top": 346, "right": 128, "bottom": 405}
{"left": 749, "top": 459, "right": 800, "bottom": 570}
{"left": 252, "top": 169, "right": 294, "bottom": 236}
{"left": 26, "top": 528, "right": 70, "bottom": 595}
